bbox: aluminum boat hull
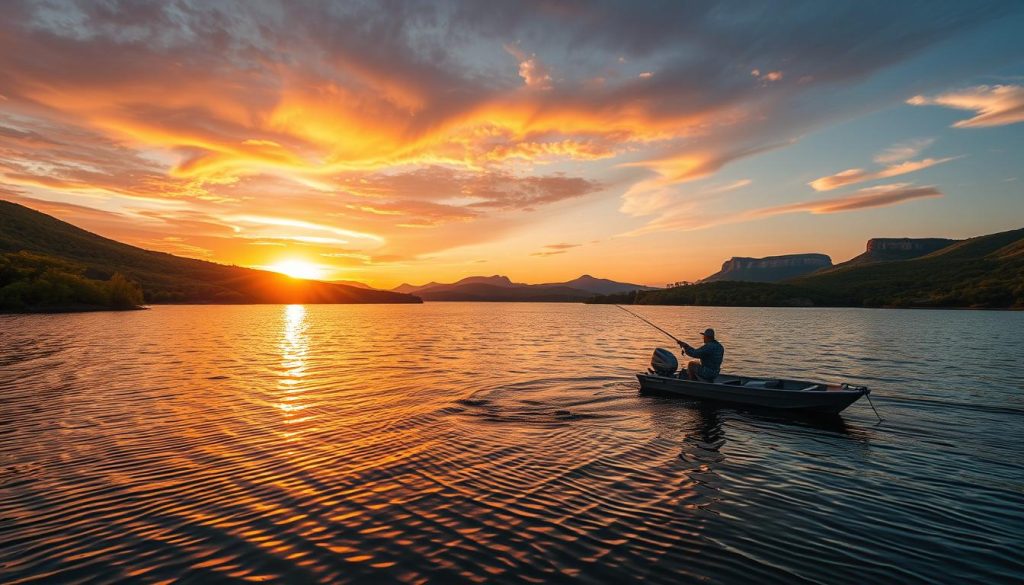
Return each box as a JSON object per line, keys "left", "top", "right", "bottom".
{"left": 636, "top": 372, "right": 868, "bottom": 415}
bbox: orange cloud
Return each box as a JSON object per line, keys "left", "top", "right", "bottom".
{"left": 504, "top": 44, "right": 553, "bottom": 89}
{"left": 757, "top": 184, "right": 942, "bottom": 216}
{"left": 751, "top": 69, "right": 784, "bottom": 82}
{"left": 809, "top": 157, "right": 956, "bottom": 191}
{"left": 0, "top": 1, "right": 1007, "bottom": 285}
{"left": 530, "top": 242, "right": 581, "bottom": 256}
{"left": 907, "top": 85, "right": 1024, "bottom": 127}
{"left": 624, "top": 183, "right": 942, "bottom": 236}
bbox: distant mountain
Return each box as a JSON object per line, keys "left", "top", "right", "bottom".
{"left": 590, "top": 228, "right": 1024, "bottom": 309}
{"left": 453, "top": 275, "right": 517, "bottom": 287}
{"left": 395, "top": 273, "right": 653, "bottom": 301}
{"left": 834, "top": 237, "right": 958, "bottom": 268}
{"left": 416, "top": 283, "right": 594, "bottom": 302}
{"left": 394, "top": 275, "right": 518, "bottom": 294}
{"left": 0, "top": 200, "right": 421, "bottom": 306}
{"left": 331, "top": 280, "right": 377, "bottom": 290}
{"left": 544, "top": 274, "right": 656, "bottom": 295}
{"left": 702, "top": 253, "right": 833, "bottom": 282}
{"left": 393, "top": 282, "right": 440, "bottom": 294}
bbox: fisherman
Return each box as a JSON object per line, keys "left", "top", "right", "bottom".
{"left": 678, "top": 328, "right": 724, "bottom": 382}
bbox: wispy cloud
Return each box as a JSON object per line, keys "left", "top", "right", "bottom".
{"left": 751, "top": 69, "right": 784, "bottom": 83}
{"left": 705, "top": 179, "right": 753, "bottom": 194}
{"left": 530, "top": 242, "right": 581, "bottom": 257}
{"left": 619, "top": 177, "right": 752, "bottom": 220}
{"left": 809, "top": 157, "right": 957, "bottom": 191}
{"left": 0, "top": 0, "right": 1010, "bottom": 280}
{"left": 758, "top": 183, "right": 942, "bottom": 215}
{"left": 231, "top": 216, "right": 385, "bottom": 245}
{"left": 907, "top": 85, "right": 1024, "bottom": 127}
{"left": 874, "top": 138, "right": 935, "bottom": 164}
{"left": 623, "top": 183, "right": 942, "bottom": 236}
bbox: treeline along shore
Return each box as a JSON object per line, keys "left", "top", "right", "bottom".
{"left": 589, "top": 227, "right": 1024, "bottom": 309}
{"left": 0, "top": 200, "right": 421, "bottom": 312}
{"left": 3, "top": 199, "right": 1022, "bottom": 312}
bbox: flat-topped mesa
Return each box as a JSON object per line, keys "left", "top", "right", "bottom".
{"left": 866, "top": 237, "right": 958, "bottom": 255}
{"left": 839, "top": 237, "right": 959, "bottom": 265}
{"left": 703, "top": 253, "right": 832, "bottom": 283}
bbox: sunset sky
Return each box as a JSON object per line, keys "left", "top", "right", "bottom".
{"left": 1, "top": 0, "right": 1022, "bottom": 288}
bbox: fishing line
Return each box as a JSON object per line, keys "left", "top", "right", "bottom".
{"left": 615, "top": 305, "right": 681, "bottom": 344}
{"left": 865, "top": 391, "right": 884, "bottom": 424}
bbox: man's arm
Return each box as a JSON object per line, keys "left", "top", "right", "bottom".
{"left": 678, "top": 341, "right": 705, "bottom": 358}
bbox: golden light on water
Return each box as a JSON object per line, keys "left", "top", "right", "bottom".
{"left": 277, "top": 305, "right": 310, "bottom": 436}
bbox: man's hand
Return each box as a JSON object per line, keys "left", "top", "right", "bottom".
{"left": 678, "top": 340, "right": 689, "bottom": 349}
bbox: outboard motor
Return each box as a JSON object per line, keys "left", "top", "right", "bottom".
{"left": 650, "top": 347, "right": 678, "bottom": 376}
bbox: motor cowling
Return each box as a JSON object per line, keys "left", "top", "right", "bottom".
{"left": 650, "top": 347, "right": 678, "bottom": 376}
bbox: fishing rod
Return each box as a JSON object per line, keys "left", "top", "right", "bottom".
{"left": 615, "top": 305, "right": 682, "bottom": 344}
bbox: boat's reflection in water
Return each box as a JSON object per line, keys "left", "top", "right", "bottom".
{"left": 638, "top": 395, "right": 871, "bottom": 491}
{"left": 1, "top": 303, "right": 1019, "bottom": 584}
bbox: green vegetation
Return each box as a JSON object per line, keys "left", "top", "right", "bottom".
{"left": 590, "top": 228, "right": 1024, "bottom": 309}
{"left": 0, "top": 251, "right": 144, "bottom": 311}
{"left": 0, "top": 200, "right": 421, "bottom": 307}
{"left": 589, "top": 281, "right": 839, "bottom": 307}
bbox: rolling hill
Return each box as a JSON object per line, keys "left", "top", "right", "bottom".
{"left": 0, "top": 200, "right": 421, "bottom": 307}
{"left": 830, "top": 237, "right": 958, "bottom": 268}
{"left": 788, "top": 228, "right": 1024, "bottom": 307}
{"left": 590, "top": 228, "right": 1024, "bottom": 309}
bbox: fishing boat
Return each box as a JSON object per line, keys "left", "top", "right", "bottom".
{"left": 637, "top": 348, "right": 870, "bottom": 415}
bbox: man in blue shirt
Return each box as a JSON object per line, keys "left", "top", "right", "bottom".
{"left": 679, "top": 328, "right": 724, "bottom": 382}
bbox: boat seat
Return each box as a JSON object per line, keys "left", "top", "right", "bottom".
{"left": 714, "top": 376, "right": 742, "bottom": 385}
{"left": 743, "top": 379, "right": 783, "bottom": 389}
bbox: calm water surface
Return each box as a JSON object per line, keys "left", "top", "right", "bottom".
{"left": 1, "top": 304, "right": 1022, "bottom": 583}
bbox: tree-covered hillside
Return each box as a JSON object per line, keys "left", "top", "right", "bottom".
{"left": 590, "top": 228, "right": 1024, "bottom": 309}
{"left": 0, "top": 200, "right": 421, "bottom": 306}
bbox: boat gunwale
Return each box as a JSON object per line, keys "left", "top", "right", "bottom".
{"left": 636, "top": 372, "right": 869, "bottom": 396}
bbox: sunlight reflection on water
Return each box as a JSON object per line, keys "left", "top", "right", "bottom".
{"left": 0, "top": 304, "right": 1021, "bottom": 584}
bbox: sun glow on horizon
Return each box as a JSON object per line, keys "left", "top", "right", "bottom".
{"left": 267, "top": 259, "right": 327, "bottom": 280}
{"left": 2, "top": 2, "right": 1020, "bottom": 286}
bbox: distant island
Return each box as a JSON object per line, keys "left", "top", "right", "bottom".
{"left": 590, "top": 229, "right": 1024, "bottom": 309}
{"left": 0, "top": 200, "right": 421, "bottom": 312}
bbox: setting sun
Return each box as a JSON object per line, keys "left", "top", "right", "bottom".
{"left": 2, "top": 2, "right": 1022, "bottom": 584}
{"left": 268, "top": 259, "right": 326, "bottom": 280}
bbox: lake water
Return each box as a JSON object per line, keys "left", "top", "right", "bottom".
{"left": 1, "top": 304, "right": 1022, "bottom": 583}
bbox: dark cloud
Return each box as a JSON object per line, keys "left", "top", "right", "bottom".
{"left": 0, "top": 0, "right": 1016, "bottom": 269}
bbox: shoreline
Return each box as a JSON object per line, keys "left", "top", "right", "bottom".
{"left": 4, "top": 301, "right": 1021, "bottom": 314}
{"left": 0, "top": 304, "right": 149, "bottom": 314}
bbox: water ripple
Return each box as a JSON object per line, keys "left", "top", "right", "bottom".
{"left": 1, "top": 304, "right": 1022, "bottom": 584}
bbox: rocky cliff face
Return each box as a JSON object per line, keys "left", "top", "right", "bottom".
{"left": 843, "top": 238, "right": 958, "bottom": 265}
{"left": 866, "top": 237, "right": 957, "bottom": 255}
{"left": 702, "top": 253, "right": 832, "bottom": 283}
